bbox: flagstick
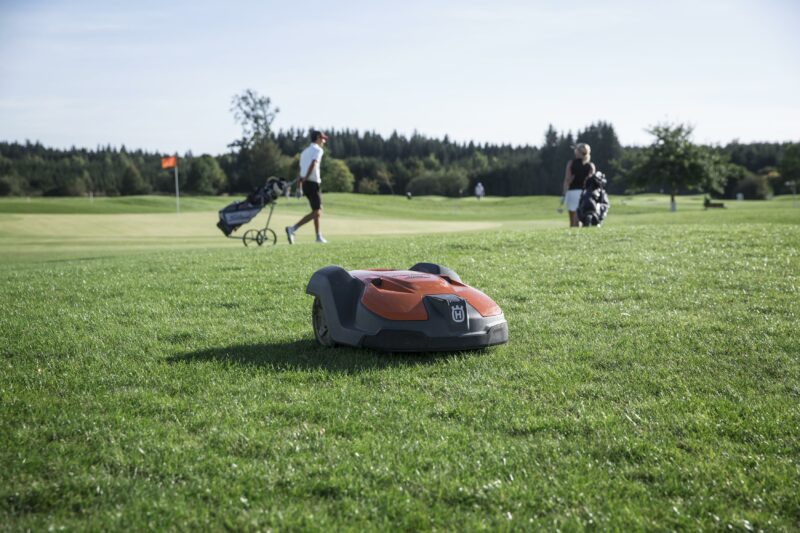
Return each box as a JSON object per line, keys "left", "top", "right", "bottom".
{"left": 174, "top": 154, "right": 180, "bottom": 214}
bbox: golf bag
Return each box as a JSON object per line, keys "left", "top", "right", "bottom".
{"left": 576, "top": 172, "right": 610, "bottom": 227}
{"left": 217, "top": 178, "right": 287, "bottom": 236}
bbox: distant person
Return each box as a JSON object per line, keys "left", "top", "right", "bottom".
{"left": 562, "top": 143, "right": 595, "bottom": 227}
{"left": 474, "top": 181, "right": 485, "bottom": 200}
{"left": 286, "top": 130, "right": 328, "bottom": 244}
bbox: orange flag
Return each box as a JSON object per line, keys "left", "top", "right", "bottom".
{"left": 161, "top": 156, "right": 176, "bottom": 169}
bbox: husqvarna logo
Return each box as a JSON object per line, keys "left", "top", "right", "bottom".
{"left": 451, "top": 304, "right": 465, "bottom": 323}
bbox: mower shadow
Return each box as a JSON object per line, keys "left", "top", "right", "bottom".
{"left": 168, "top": 339, "right": 484, "bottom": 373}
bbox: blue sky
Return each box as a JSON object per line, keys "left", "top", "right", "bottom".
{"left": 1, "top": 0, "right": 798, "bottom": 154}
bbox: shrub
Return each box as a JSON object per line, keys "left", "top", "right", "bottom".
{"left": 187, "top": 155, "right": 227, "bottom": 195}
{"left": 736, "top": 173, "right": 772, "bottom": 200}
{"left": 357, "top": 178, "right": 380, "bottom": 194}
{"left": 406, "top": 172, "right": 468, "bottom": 197}
{"left": 320, "top": 158, "right": 354, "bottom": 193}
{"left": 0, "top": 174, "right": 26, "bottom": 196}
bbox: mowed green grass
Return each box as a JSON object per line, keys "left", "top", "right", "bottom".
{"left": 1, "top": 194, "right": 799, "bottom": 530}
{"left": 1, "top": 193, "right": 798, "bottom": 264}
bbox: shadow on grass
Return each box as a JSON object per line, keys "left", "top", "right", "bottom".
{"left": 168, "top": 339, "right": 483, "bottom": 373}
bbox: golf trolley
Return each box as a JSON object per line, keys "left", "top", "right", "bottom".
{"left": 577, "top": 172, "right": 610, "bottom": 227}
{"left": 240, "top": 202, "right": 277, "bottom": 246}
{"left": 216, "top": 177, "right": 287, "bottom": 247}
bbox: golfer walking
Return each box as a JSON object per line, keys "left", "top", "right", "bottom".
{"left": 474, "top": 181, "right": 485, "bottom": 200}
{"left": 286, "top": 130, "right": 328, "bottom": 244}
{"left": 562, "top": 143, "right": 595, "bottom": 227}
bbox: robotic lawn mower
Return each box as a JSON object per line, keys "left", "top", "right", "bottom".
{"left": 306, "top": 263, "right": 508, "bottom": 352}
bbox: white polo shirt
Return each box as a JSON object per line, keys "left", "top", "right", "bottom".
{"left": 299, "top": 143, "right": 324, "bottom": 184}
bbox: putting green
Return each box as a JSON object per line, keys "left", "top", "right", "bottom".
{"left": 1, "top": 194, "right": 798, "bottom": 264}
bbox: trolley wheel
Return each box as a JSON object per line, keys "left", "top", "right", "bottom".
{"left": 261, "top": 228, "right": 277, "bottom": 246}
{"left": 312, "top": 297, "right": 335, "bottom": 347}
{"left": 242, "top": 229, "right": 260, "bottom": 247}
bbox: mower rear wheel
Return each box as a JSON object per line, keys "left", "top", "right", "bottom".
{"left": 312, "top": 297, "right": 335, "bottom": 347}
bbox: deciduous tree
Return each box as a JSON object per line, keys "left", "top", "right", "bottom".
{"left": 229, "top": 90, "right": 285, "bottom": 190}
{"left": 187, "top": 155, "right": 227, "bottom": 194}
{"left": 778, "top": 143, "right": 800, "bottom": 187}
{"left": 624, "top": 123, "right": 727, "bottom": 210}
{"left": 320, "top": 158, "right": 355, "bottom": 193}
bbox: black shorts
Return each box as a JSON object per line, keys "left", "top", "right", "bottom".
{"left": 303, "top": 181, "right": 322, "bottom": 211}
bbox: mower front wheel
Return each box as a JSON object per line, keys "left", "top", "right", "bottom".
{"left": 312, "top": 297, "right": 336, "bottom": 347}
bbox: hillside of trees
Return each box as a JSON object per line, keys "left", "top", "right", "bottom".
{"left": 1, "top": 93, "right": 796, "bottom": 200}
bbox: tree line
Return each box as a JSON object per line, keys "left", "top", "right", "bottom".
{"left": 1, "top": 90, "right": 797, "bottom": 199}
